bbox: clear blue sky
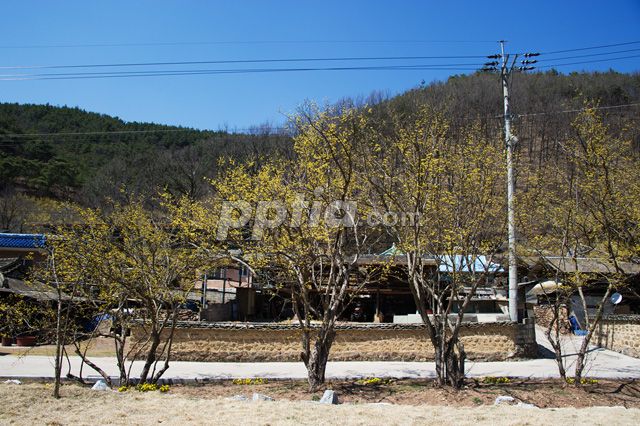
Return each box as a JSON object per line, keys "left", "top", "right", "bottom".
{"left": 1, "top": 1, "right": 639, "bottom": 132}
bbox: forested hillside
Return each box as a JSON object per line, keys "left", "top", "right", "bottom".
{"left": 0, "top": 69, "right": 638, "bottom": 232}
{"left": 0, "top": 103, "right": 293, "bottom": 203}
{"left": 392, "top": 69, "right": 640, "bottom": 164}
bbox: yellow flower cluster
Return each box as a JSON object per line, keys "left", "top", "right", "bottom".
{"left": 118, "top": 383, "right": 170, "bottom": 392}
{"left": 481, "top": 376, "right": 510, "bottom": 384}
{"left": 232, "top": 378, "right": 268, "bottom": 385}
{"left": 357, "top": 377, "right": 392, "bottom": 386}
{"left": 565, "top": 377, "right": 598, "bottom": 385}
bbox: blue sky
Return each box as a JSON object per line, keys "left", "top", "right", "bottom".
{"left": 1, "top": 1, "right": 639, "bottom": 132}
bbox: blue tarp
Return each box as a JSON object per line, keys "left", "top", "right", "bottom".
{"left": 85, "top": 314, "right": 113, "bottom": 332}
{"left": 569, "top": 315, "right": 588, "bottom": 335}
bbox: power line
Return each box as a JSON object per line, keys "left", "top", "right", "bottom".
{"left": 535, "top": 47, "right": 640, "bottom": 63}
{"left": 6, "top": 55, "right": 635, "bottom": 81}
{"left": 0, "top": 64, "right": 485, "bottom": 81}
{"left": 0, "top": 39, "right": 497, "bottom": 49}
{"left": 542, "top": 40, "right": 640, "bottom": 55}
{"left": 4, "top": 44, "right": 637, "bottom": 72}
{"left": 513, "top": 102, "right": 640, "bottom": 118}
{"left": 537, "top": 54, "right": 640, "bottom": 69}
{"left": 1, "top": 40, "right": 637, "bottom": 81}
{"left": 0, "top": 54, "right": 488, "bottom": 71}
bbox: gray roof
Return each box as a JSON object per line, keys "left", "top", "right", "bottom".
{"left": 518, "top": 256, "right": 640, "bottom": 275}
{"left": 544, "top": 257, "right": 640, "bottom": 275}
{"left": 0, "top": 258, "right": 21, "bottom": 274}
{"left": 1, "top": 277, "right": 71, "bottom": 302}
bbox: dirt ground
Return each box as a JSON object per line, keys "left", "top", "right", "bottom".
{"left": 169, "top": 377, "right": 640, "bottom": 408}
{"left": 2, "top": 381, "right": 640, "bottom": 426}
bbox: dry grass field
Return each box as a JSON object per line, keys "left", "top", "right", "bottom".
{"left": 1, "top": 380, "right": 640, "bottom": 426}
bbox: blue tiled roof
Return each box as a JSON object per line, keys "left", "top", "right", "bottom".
{"left": 438, "top": 255, "right": 503, "bottom": 273}
{"left": 380, "top": 243, "right": 403, "bottom": 256}
{"left": 0, "top": 233, "right": 47, "bottom": 249}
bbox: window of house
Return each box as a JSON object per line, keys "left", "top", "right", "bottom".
{"left": 239, "top": 265, "right": 250, "bottom": 277}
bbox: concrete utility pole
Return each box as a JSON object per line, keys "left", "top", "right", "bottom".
{"left": 499, "top": 40, "right": 519, "bottom": 322}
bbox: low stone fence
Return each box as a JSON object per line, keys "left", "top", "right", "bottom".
{"left": 534, "top": 305, "right": 571, "bottom": 334}
{"left": 131, "top": 320, "right": 538, "bottom": 362}
{"left": 592, "top": 314, "right": 640, "bottom": 358}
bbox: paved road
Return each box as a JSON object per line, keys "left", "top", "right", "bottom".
{"left": 1, "top": 326, "right": 639, "bottom": 383}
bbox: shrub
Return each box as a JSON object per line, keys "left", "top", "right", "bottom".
{"left": 481, "top": 376, "right": 510, "bottom": 384}
{"left": 357, "top": 377, "right": 392, "bottom": 386}
{"left": 119, "top": 383, "right": 170, "bottom": 393}
{"left": 231, "top": 378, "right": 268, "bottom": 385}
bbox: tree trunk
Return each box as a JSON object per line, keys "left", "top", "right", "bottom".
{"left": 444, "top": 338, "right": 466, "bottom": 389}
{"left": 573, "top": 285, "right": 613, "bottom": 386}
{"left": 73, "top": 346, "right": 114, "bottom": 388}
{"left": 53, "top": 299, "right": 64, "bottom": 399}
{"left": 115, "top": 331, "right": 129, "bottom": 386}
{"left": 433, "top": 344, "right": 445, "bottom": 386}
{"left": 138, "top": 330, "right": 160, "bottom": 384}
{"left": 151, "top": 311, "right": 178, "bottom": 383}
{"left": 545, "top": 307, "right": 568, "bottom": 381}
{"left": 302, "top": 327, "right": 335, "bottom": 392}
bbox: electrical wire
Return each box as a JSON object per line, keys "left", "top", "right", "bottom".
{"left": 542, "top": 40, "right": 640, "bottom": 55}
{"left": 536, "top": 54, "right": 640, "bottom": 69}
{"left": 0, "top": 55, "right": 489, "bottom": 71}
{"left": 0, "top": 39, "right": 497, "bottom": 49}
{"left": 535, "top": 47, "right": 640, "bottom": 63}
{"left": 0, "top": 64, "right": 485, "bottom": 81}
{"left": 0, "top": 39, "right": 637, "bottom": 135}
{"left": 510, "top": 103, "right": 640, "bottom": 120}
{"left": 0, "top": 40, "right": 636, "bottom": 81}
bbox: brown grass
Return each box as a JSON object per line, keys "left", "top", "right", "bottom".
{"left": 1, "top": 382, "right": 639, "bottom": 426}
{"left": 172, "top": 378, "right": 640, "bottom": 409}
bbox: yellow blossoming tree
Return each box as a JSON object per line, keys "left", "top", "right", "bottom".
{"left": 361, "top": 104, "right": 507, "bottom": 389}
{"left": 38, "top": 194, "right": 215, "bottom": 395}
{"left": 213, "top": 102, "right": 379, "bottom": 391}
{"left": 519, "top": 103, "right": 640, "bottom": 385}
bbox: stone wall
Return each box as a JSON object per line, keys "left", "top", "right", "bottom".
{"left": 131, "top": 321, "right": 538, "bottom": 362}
{"left": 200, "top": 304, "right": 233, "bottom": 322}
{"left": 593, "top": 315, "right": 640, "bottom": 358}
{"left": 534, "top": 305, "right": 572, "bottom": 334}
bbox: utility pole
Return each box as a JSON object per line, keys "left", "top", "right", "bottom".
{"left": 500, "top": 40, "right": 519, "bottom": 322}
{"left": 484, "top": 43, "right": 539, "bottom": 323}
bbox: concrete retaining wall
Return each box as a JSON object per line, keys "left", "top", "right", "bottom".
{"left": 131, "top": 321, "right": 538, "bottom": 362}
